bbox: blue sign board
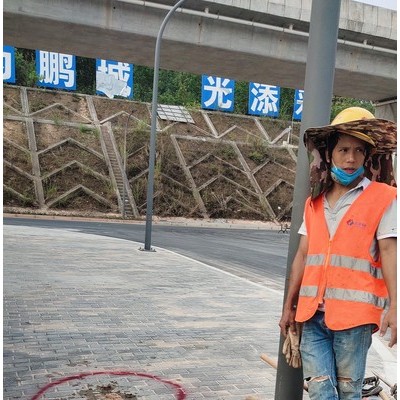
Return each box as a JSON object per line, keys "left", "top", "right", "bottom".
{"left": 3, "top": 46, "right": 16, "bottom": 83}
{"left": 96, "top": 59, "right": 134, "bottom": 99}
{"left": 293, "top": 89, "right": 304, "bottom": 120}
{"left": 248, "top": 83, "right": 280, "bottom": 117}
{"left": 36, "top": 50, "right": 76, "bottom": 90}
{"left": 201, "top": 75, "right": 235, "bottom": 112}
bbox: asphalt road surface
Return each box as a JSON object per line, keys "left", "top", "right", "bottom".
{"left": 4, "top": 217, "right": 290, "bottom": 290}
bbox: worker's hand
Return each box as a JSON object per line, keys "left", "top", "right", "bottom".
{"left": 380, "top": 307, "right": 397, "bottom": 347}
{"left": 279, "top": 307, "right": 298, "bottom": 337}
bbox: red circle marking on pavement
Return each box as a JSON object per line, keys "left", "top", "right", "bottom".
{"left": 30, "top": 370, "right": 187, "bottom": 400}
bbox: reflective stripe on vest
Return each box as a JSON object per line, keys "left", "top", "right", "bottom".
{"left": 306, "top": 253, "right": 383, "bottom": 279}
{"left": 305, "top": 254, "right": 324, "bottom": 266}
{"left": 299, "top": 285, "right": 318, "bottom": 297}
{"left": 299, "top": 285, "right": 387, "bottom": 308}
{"left": 330, "top": 254, "right": 383, "bottom": 279}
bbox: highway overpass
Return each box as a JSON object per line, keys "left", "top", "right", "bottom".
{"left": 3, "top": 0, "right": 397, "bottom": 111}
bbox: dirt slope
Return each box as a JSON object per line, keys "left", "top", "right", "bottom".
{"left": 3, "top": 85, "right": 300, "bottom": 222}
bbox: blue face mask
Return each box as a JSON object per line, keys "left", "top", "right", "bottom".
{"left": 331, "top": 163, "right": 364, "bottom": 186}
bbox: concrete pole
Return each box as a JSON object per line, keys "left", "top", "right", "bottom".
{"left": 274, "top": 1, "right": 341, "bottom": 398}
{"left": 144, "top": 0, "right": 188, "bottom": 251}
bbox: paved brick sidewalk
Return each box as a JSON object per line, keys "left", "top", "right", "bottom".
{"left": 3, "top": 225, "right": 396, "bottom": 400}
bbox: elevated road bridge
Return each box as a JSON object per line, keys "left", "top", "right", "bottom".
{"left": 4, "top": 0, "right": 397, "bottom": 115}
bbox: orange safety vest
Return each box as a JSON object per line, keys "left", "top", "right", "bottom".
{"left": 295, "top": 182, "right": 397, "bottom": 330}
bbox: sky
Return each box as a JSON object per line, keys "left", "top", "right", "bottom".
{"left": 352, "top": 0, "right": 397, "bottom": 10}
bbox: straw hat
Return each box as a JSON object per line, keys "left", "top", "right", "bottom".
{"left": 304, "top": 107, "right": 397, "bottom": 155}
{"left": 303, "top": 107, "right": 397, "bottom": 198}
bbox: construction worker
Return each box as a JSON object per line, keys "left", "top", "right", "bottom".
{"left": 279, "top": 107, "right": 397, "bottom": 400}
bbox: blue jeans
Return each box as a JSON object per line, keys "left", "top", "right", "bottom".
{"left": 300, "top": 311, "right": 373, "bottom": 400}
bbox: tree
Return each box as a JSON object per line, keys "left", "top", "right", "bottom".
{"left": 133, "top": 66, "right": 154, "bottom": 102}
{"left": 330, "top": 96, "right": 374, "bottom": 120}
{"left": 279, "top": 88, "right": 296, "bottom": 121}
{"left": 233, "top": 81, "right": 248, "bottom": 114}
{"left": 76, "top": 56, "right": 96, "bottom": 94}
{"left": 15, "top": 49, "right": 37, "bottom": 87}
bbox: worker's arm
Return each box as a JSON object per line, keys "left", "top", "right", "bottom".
{"left": 278, "top": 234, "right": 308, "bottom": 337}
{"left": 379, "top": 237, "right": 397, "bottom": 347}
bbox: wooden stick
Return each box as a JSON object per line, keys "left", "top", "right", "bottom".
{"left": 260, "top": 354, "right": 309, "bottom": 391}
{"left": 372, "top": 370, "right": 395, "bottom": 390}
{"left": 378, "top": 391, "right": 392, "bottom": 400}
{"left": 260, "top": 353, "right": 278, "bottom": 369}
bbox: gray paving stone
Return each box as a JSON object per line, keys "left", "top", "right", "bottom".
{"left": 3, "top": 225, "right": 396, "bottom": 400}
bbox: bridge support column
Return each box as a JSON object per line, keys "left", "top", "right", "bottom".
{"left": 374, "top": 99, "right": 397, "bottom": 122}
{"left": 374, "top": 98, "right": 397, "bottom": 182}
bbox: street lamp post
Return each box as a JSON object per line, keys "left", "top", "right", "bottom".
{"left": 143, "top": 0, "right": 189, "bottom": 251}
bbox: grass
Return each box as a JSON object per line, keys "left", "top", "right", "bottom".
{"left": 79, "top": 124, "right": 98, "bottom": 136}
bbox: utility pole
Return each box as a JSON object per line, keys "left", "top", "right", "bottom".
{"left": 143, "top": 0, "right": 189, "bottom": 251}
{"left": 274, "top": 1, "right": 341, "bottom": 398}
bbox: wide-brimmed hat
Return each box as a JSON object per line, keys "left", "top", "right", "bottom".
{"left": 304, "top": 107, "right": 397, "bottom": 198}
{"left": 304, "top": 107, "right": 397, "bottom": 155}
